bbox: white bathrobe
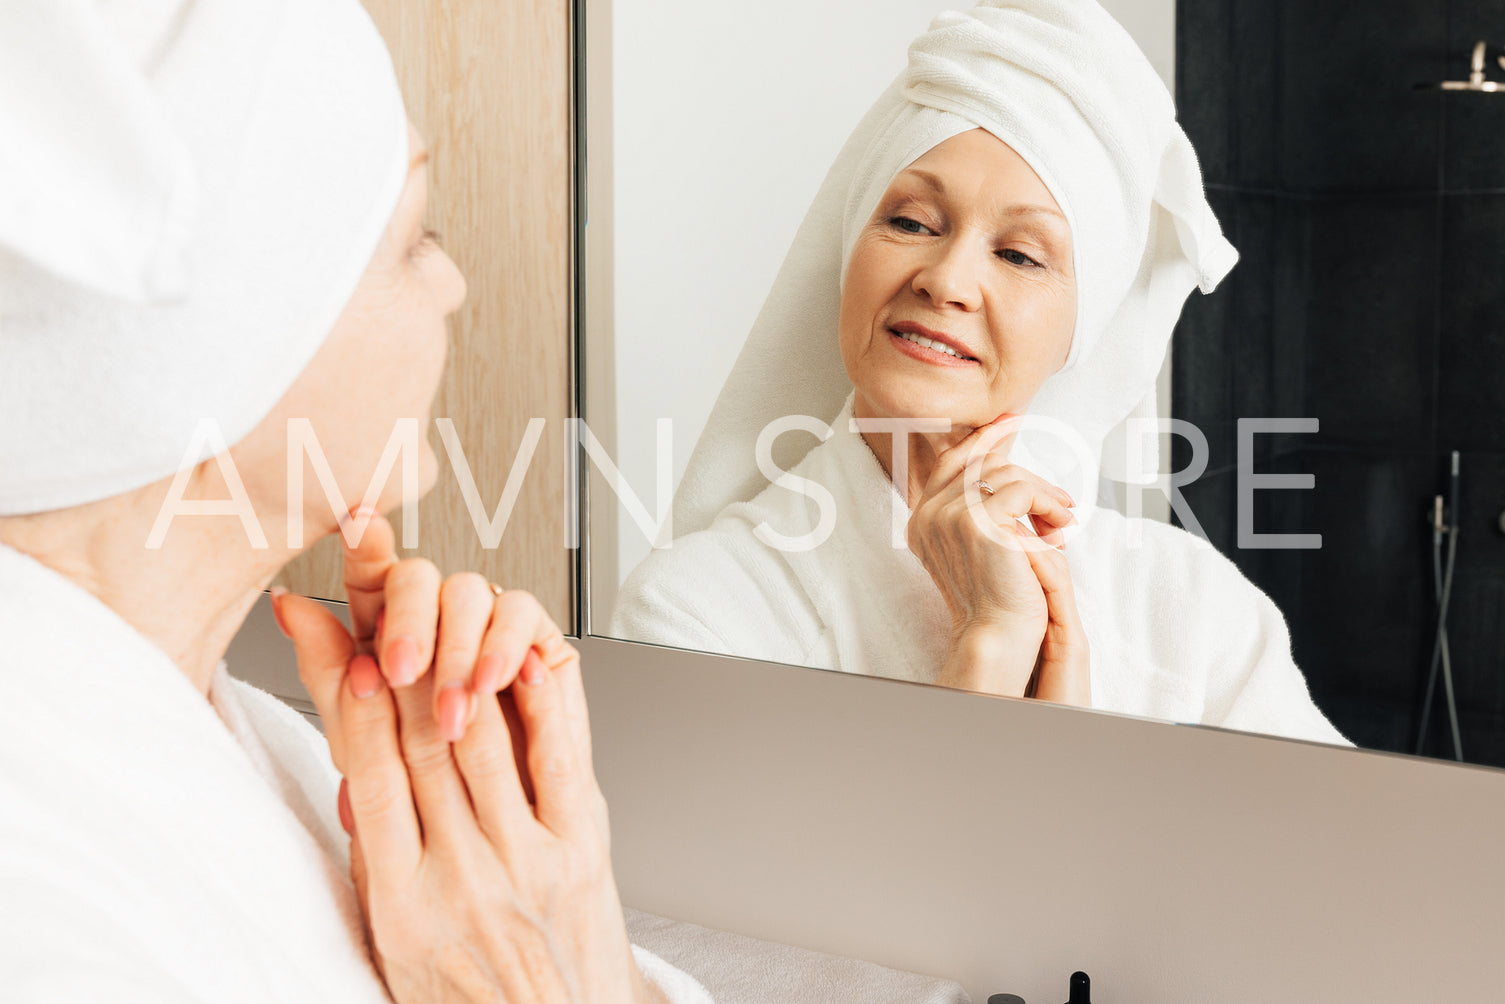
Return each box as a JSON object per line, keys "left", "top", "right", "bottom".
{"left": 0, "top": 542, "right": 709, "bottom": 1003}
{"left": 614, "top": 399, "right": 1349, "bottom": 747}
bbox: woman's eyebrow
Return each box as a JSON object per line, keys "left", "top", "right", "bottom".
{"left": 1001, "top": 203, "right": 1065, "bottom": 221}
{"left": 900, "top": 167, "right": 946, "bottom": 194}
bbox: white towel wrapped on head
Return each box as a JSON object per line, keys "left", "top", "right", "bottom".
{"left": 0, "top": 0, "right": 409, "bottom": 516}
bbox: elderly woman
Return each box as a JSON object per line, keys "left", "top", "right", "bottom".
{"left": 0, "top": 2, "right": 708, "bottom": 1001}
{"left": 612, "top": 0, "right": 1347, "bottom": 746}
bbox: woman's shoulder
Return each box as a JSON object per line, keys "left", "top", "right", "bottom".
{"left": 610, "top": 429, "right": 856, "bottom": 665}
{"left": 610, "top": 517, "right": 825, "bottom": 664}
{"left": 1070, "top": 506, "right": 1284, "bottom": 665}
{"left": 1075, "top": 505, "right": 1256, "bottom": 592}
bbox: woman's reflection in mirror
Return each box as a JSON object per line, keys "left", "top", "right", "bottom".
{"left": 613, "top": 0, "right": 1349, "bottom": 747}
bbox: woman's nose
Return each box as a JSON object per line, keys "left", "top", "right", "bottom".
{"left": 911, "top": 239, "right": 983, "bottom": 311}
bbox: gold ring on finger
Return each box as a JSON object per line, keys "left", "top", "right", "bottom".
{"left": 975, "top": 479, "right": 996, "bottom": 497}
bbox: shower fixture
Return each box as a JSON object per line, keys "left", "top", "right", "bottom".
{"left": 1416, "top": 452, "right": 1463, "bottom": 761}
{"left": 1417, "top": 40, "right": 1505, "bottom": 92}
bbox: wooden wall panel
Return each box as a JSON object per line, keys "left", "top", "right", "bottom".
{"left": 279, "top": 0, "right": 574, "bottom": 630}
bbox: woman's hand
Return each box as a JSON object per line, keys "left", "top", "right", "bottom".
{"left": 906, "top": 419, "right": 1090, "bottom": 706}
{"left": 273, "top": 514, "right": 660, "bottom": 1003}
{"left": 273, "top": 511, "right": 575, "bottom": 757}
{"left": 329, "top": 646, "right": 654, "bottom": 1004}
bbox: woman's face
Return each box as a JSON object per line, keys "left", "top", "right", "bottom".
{"left": 839, "top": 128, "right": 1076, "bottom": 432}
{"left": 234, "top": 122, "right": 467, "bottom": 532}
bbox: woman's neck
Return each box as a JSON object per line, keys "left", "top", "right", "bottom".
{"left": 852, "top": 393, "right": 987, "bottom": 508}
{"left": 0, "top": 485, "right": 293, "bottom": 696}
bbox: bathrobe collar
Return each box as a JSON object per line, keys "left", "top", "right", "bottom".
{"left": 777, "top": 395, "right": 964, "bottom": 684}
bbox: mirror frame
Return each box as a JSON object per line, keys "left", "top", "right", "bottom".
{"left": 567, "top": 0, "right": 1505, "bottom": 781}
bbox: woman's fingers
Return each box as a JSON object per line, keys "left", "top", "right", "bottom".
{"left": 431, "top": 573, "right": 495, "bottom": 742}
{"left": 969, "top": 484, "right": 1075, "bottom": 551}
{"left": 275, "top": 589, "right": 356, "bottom": 767}
{"left": 511, "top": 651, "right": 588, "bottom": 839}
{"left": 962, "top": 456, "right": 1074, "bottom": 509}
{"left": 342, "top": 512, "right": 400, "bottom": 657}
{"left": 471, "top": 590, "right": 570, "bottom": 698}
{"left": 379, "top": 558, "right": 443, "bottom": 687}
{"left": 1028, "top": 512, "right": 1067, "bottom": 548}
{"left": 1023, "top": 545, "right": 1091, "bottom": 707}
{"left": 551, "top": 654, "right": 594, "bottom": 771}
{"left": 388, "top": 671, "right": 478, "bottom": 844}
{"left": 338, "top": 654, "right": 422, "bottom": 879}
{"left": 337, "top": 778, "right": 354, "bottom": 835}
{"left": 346, "top": 833, "right": 385, "bottom": 981}
{"left": 922, "top": 427, "right": 1077, "bottom": 551}
{"left": 452, "top": 686, "right": 534, "bottom": 843}
{"left": 925, "top": 414, "right": 1022, "bottom": 496}
{"left": 1024, "top": 543, "right": 1078, "bottom": 622}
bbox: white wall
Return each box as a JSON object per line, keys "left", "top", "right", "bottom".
{"left": 610, "top": 0, "right": 1177, "bottom": 582}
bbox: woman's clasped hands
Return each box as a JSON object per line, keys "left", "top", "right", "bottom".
{"left": 906, "top": 416, "right": 1092, "bottom": 708}
{"left": 271, "top": 512, "right": 664, "bottom": 1004}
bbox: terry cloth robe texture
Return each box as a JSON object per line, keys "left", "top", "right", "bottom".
{"left": 0, "top": 542, "right": 711, "bottom": 1003}
{"left": 614, "top": 397, "right": 1350, "bottom": 748}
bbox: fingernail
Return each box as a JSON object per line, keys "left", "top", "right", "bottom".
{"left": 438, "top": 684, "right": 469, "bottom": 743}
{"left": 1055, "top": 488, "right": 1075, "bottom": 507}
{"left": 269, "top": 586, "right": 290, "bottom": 637}
{"left": 337, "top": 778, "right": 354, "bottom": 835}
{"left": 384, "top": 636, "right": 420, "bottom": 687}
{"left": 520, "top": 650, "right": 547, "bottom": 686}
{"left": 472, "top": 651, "right": 505, "bottom": 694}
{"left": 349, "top": 654, "right": 383, "bottom": 699}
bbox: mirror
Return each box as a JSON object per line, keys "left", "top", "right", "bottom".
{"left": 581, "top": 0, "right": 1505, "bottom": 769}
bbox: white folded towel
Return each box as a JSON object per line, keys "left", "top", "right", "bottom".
{"left": 626, "top": 907, "right": 972, "bottom": 1004}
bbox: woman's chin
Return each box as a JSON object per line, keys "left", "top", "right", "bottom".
{"left": 855, "top": 376, "right": 984, "bottom": 428}
{"left": 363, "top": 441, "right": 441, "bottom": 519}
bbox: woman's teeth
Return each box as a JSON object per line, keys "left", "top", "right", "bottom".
{"left": 896, "top": 329, "right": 967, "bottom": 359}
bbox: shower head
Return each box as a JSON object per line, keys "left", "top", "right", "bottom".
{"left": 1417, "top": 39, "right": 1505, "bottom": 92}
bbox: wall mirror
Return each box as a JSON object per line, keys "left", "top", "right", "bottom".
{"left": 580, "top": 0, "right": 1505, "bottom": 770}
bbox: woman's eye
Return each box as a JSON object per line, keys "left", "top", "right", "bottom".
{"left": 999, "top": 248, "right": 1041, "bottom": 267}
{"left": 888, "top": 216, "right": 933, "bottom": 235}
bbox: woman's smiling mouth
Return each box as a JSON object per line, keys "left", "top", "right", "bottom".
{"left": 888, "top": 321, "right": 979, "bottom": 365}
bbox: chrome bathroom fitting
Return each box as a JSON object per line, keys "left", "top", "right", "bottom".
{"left": 1418, "top": 39, "right": 1505, "bottom": 92}
{"left": 1416, "top": 452, "right": 1464, "bottom": 761}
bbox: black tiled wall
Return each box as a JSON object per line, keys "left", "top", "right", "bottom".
{"left": 1173, "top": 0, "right": 1505, "bottom": 765}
